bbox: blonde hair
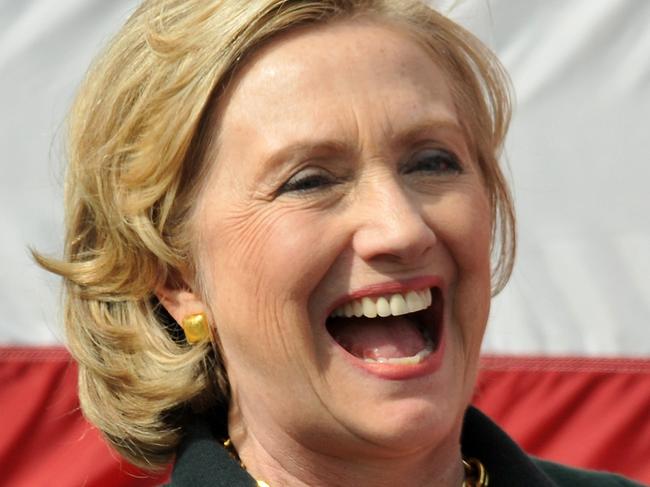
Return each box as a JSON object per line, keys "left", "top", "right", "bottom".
{"left": 36, "top": 0, "right": 514, "bottom": 470}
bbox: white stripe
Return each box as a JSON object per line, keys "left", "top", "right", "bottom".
{"left": 2, "top": 1, "right": 649, "bottom": 355}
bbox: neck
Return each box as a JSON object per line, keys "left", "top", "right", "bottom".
{"left": 229, "top": 418, "right": 465, "bottom": 487}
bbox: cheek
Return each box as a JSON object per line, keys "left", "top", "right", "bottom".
{"left": 457, "top": 198, "right": 492, "bottom": 280}
{"left": 438, "top": 189, "right": 492, "bottom": 331}
{"left": 196, "top": 202, "right": 339, "bottom": 359}
{"left": 435, "top": 188, "right": 492, "bottom": 276}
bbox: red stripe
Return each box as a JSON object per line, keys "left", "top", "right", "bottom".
{"left": 479, "top": 354, "right": 650, "bottom": 373}
{"left": 1, "top": 347, "right": 648, "bottom": 485}
{"left": 0, "top": 346, "right": 168, "bottom": 487}
{"left": 0, "top": 346, "right": 71, "bottom": 361}
{"left": 474, "top": 355, "right": 650, "bottom": 484}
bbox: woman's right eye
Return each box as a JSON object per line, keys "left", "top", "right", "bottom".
{"left": 276, "top": 168, "right": 337, "bottom": 195}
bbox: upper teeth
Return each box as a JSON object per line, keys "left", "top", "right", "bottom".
{"left": 330, "top": 289, "right": 432, "bottom": 319}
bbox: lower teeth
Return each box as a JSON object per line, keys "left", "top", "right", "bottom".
{"left": 362, "top": 336, "right": 434, "bottom": 365}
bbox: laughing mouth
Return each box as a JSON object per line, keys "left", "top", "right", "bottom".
{"left": 326, "top": 288, "right": 443, "bottom": 365}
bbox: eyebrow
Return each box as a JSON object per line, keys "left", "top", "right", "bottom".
{"left": 260, "top": 118, "right": 468, "bottom": 170}
{"left": 260, "top": 139, "right": 353, "bottom": 171}
{"left": 389, "top": 119, "right": 468, "bottom": 150}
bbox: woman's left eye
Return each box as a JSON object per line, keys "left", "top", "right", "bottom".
{"left": 404, "top": 149, "right": 463, "bottom": 175}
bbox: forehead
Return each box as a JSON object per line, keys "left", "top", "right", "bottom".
{"left": 211, "top": 18, "right": 462, "bottom": 170}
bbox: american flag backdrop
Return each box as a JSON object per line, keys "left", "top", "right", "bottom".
{"left": 1, "top": 1, "right": 648, "bottom": 485}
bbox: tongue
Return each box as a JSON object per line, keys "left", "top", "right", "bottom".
{"left": 329, "top": 316, "right": 427, "bottom": 360}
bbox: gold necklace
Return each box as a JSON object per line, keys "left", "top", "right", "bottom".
{"left": 462, "top": 457, "right": 489, "bottom": 486}
{"left": 224, "top": 439, "right": 488, "bottom": 486}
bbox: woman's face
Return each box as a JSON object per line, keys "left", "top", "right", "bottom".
{"left": 194, "top": 20, "right": 492, "bottom": 458}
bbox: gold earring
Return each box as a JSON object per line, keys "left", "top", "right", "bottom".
{"left": 181, "top": 312, "right": 209, "bottom": 344}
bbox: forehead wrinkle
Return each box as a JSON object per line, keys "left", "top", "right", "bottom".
{"left": 352, "top": 103, "right": 467, "bottom": 162}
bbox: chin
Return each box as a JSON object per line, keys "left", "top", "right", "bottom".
{"left": 340, "top": 393, "right": 465, "bottom": 458}
{"left": 326, "top": 334, "right": 472, "bottom": 457}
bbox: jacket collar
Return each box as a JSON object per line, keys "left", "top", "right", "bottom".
{"left": 169, "top": 415, "right": 256, "bottom": 486}
{"left": 462, "top": 406, "right": 554, "bottom": 486}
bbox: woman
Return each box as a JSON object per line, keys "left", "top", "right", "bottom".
{"left": 37, "top": 1, "right": 641, "bottom": 486}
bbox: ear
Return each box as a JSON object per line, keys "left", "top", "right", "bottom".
{"left": 155, "top": 280, "right": 208, "bottom": 327}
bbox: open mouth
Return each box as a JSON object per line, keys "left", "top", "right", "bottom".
{"left": 326, "top": 287, "right": 443, "bottom": 365}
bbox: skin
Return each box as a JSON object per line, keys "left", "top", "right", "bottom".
{"left": 159, "top": 19, "right": 493, "bottom": 487}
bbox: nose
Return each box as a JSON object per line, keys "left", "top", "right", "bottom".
{"left": 351, "top": 176, "right": 437, "bottom": 266}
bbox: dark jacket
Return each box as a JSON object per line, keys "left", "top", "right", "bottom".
{"left": 167, "top": 407, "right": 643, "bottom": 486}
